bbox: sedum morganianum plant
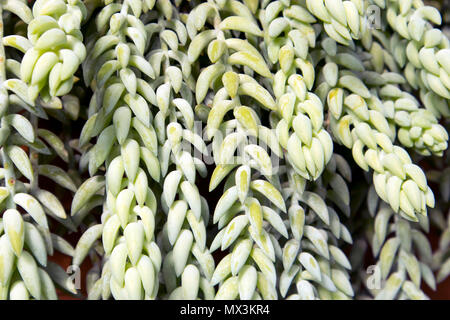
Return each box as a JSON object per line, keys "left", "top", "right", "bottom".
{"left": 0, "top": 0, "right": 449, "bottom": 300}
{"left": 0, "top": 0, "right": 87, "bottom": 299}
{"left": 72, "top": 0, "right": 163, "bottom": 300}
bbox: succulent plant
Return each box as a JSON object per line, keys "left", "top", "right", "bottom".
{"left": 0, "top": 0, "right": 448, "bottom": 300}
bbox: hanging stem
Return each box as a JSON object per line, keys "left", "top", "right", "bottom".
{"left": 0, "top": 7, "right": 16, "bottom": 209}
{"left": 29, "top": 115, "right": 39, "bottom": 192}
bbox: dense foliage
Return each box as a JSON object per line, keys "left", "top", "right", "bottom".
{"left": 0, "top": 0, "right": 449, "bottom": 300}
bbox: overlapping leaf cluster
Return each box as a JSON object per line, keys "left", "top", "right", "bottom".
{"left": 0, "top": 0, "right": 449, "bottom": 300}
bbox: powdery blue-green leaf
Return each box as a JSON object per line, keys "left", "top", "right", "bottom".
{"left": 13, "top": 193, "right": 48, "bottom": 229}
{"left": 38, "top": 165, "right": 77, "bottom": 192}
{"left": 298, "top": 191, "right": 329, "bottom": 225}
{"left": 73, "top": 224, "right": 103, "bottom": 266}
{"left": 71, "top": 176, "right": 105, "bottom": 215}
{"left": 6, "top": 145, "right": 33, "bottom": 181}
